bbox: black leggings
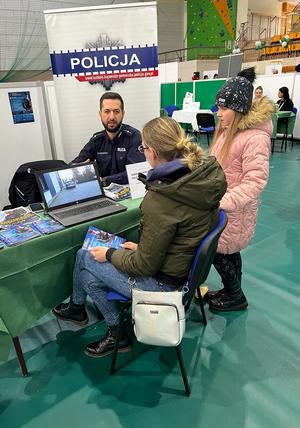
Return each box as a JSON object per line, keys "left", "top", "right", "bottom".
{"left": 213, "top": 252, "right": 242, "bottom": 287}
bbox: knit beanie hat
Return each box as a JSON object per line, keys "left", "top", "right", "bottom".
{"left": 216, "top": 67, "right": 256, "bottom": 114}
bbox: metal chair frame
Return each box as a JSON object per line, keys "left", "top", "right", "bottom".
{"left": 107, "top": 210, "right": 228, "bottom": 397}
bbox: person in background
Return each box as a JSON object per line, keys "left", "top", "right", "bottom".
{"left": 207, "top": 67, "right": 275, "bottom": 312}
{"left": 53, "top": 117, "right": 227, "bottom": 358}
{"left": 72, "top": 92, "right": 145, "bottom": 186}
{"left": 254, "top": 85, "right": 263, "bottom": 99}
{"left": 276, "top": 87, "right": 294, "bottom": 111}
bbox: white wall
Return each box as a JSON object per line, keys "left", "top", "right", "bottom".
{"left": 0, "top": 82, "right": 52, "bottom": 209}
{"left": 248, "top": 0, "right": 282, "bottom": 16}
{"left": 158, "top": 62, "right": 178, "bottom": 83}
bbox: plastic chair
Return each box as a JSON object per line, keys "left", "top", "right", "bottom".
{"left": 195, "top": 112, "right": 216, "bottom": 146}
{"left": 107, "top": 209, "right": 228, "bottom": 396}
{"left": 164, "top": 105, "right": 178, "bottom": 117}
{"left": 276, "top": 111, "right": 296, "bottom": 151}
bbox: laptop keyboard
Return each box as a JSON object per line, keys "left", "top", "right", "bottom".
{"left": 56, "top": 199, "right": 115, "bottom": 219}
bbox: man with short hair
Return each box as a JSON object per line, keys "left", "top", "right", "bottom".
{"left": 72, "top": 92, "right": 145, "bottom": 186}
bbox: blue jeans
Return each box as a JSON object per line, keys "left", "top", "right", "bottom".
{"left": 72, "top": 249, "right": 176, "bottom": 326}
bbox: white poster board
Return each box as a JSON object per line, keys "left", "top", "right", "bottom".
{"left": 0, "top": 83, "right": 52, "bottom": 209}
{"left": 44, "top": 2, "right": 159, "bottom": 163}
{"left": 126, "top": 161, "right": 151, "bottom": 199}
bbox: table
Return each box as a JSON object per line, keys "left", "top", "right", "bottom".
{"left": 0, "top": 198, "right": 141, "bottom": 374}
{"left": 172, "top": 109, "right": 213, "bottom": 132}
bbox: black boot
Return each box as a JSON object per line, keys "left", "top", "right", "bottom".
{"left": 209, "top": 291, "right": 248, "bottom": 312}
{"left": 205, "top": 287, "right": 226, "bottom": 302}
{"left": 52, "top": 300, "right": 88, "bottom": 325}
{"left": 209, "top": 279, "right": 248, "bottom": 312}
{"left": 85, "top": 325, "right": 132, "bottom": 358}
{"left": 210, "top": 252, "right": 247, "bottom": 311}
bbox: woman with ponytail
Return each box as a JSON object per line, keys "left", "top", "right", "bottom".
{"left": 53, "top": 117, "right": 227, "bottom": 358}
{"left": 207, "top": 67, "right": 275, "bottom": 312}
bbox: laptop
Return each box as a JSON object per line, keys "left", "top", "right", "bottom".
{"left": 35, "top": 162, "right": 127, "bottom": 226}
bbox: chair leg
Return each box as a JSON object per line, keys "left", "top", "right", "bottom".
{"left": 176, "top": 345, "right": 190, "bottom": 396}
{"left": 110, "top": 306, "right": 127, "bottom": 375}
{"left": 12, "top": 336, "right": 28, "bottom": 377}
{"left": 196, "top": 288, "right": 207, "bottom": 326}
{"left": 271, "top": 138, "right": 274, "bottom": 153}
{"left": 206, "top": 133, "right": 210, "bottom": 146}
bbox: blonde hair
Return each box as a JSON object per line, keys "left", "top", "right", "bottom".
{"left": 210, "top": 112, "right": 243, "bottom": 165}
{"left": 142, "top": 117, "right": 205, "bottom": 171}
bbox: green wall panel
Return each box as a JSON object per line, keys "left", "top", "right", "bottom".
{"left": 160, "top": 83, "right": 176, "bottom": 108}
{"left": 194, "top": 79, "right": 226, "bottom": 109}
{"left": 175, "top": 82, "right": 193, "bottom": 109}
{"left": 187, "top": 0, "right": 237, "bottom": 60}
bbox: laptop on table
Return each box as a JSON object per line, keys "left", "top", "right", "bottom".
{"left": 35, "top": 162, "right": 127, "bottom": 226}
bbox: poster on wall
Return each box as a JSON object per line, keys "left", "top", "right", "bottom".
{"left": 44, "top": 2, "right": 159, "bottom": 162}
{"left": 265, "top": 63, "right": 282, "bottom": 75}
{"left": 8, "top": 91, "right": 34, "bottom": 124}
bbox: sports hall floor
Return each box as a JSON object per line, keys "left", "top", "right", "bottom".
{"left": 0, "top": 141, "right": 299, "bottom": 428}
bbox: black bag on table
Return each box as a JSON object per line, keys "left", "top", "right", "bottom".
{"left": 8, "top": 160, "right": 67, "bottom": 209}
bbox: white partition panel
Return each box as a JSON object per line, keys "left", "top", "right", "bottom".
{"left": 0, "top": 82, "right": 52, "bottom": 209}
{"left": 255, "top": 73, "right": 300, "bottom": 139}
{"left": 291, "top": 74, "right": 300, "bottom": 139}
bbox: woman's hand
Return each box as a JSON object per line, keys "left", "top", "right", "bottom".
{"left": 90, "top": 247, "right": 108, "bottom": 263}
{"left": 121, "top": 241, "right": 138, "bottom": 251}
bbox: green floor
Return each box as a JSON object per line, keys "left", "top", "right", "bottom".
{"left": 1, "top": 143, "right": 300, "bottom": 428}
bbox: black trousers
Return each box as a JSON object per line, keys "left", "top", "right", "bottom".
{"left": 213, "top": 252, "right": 242, "bottom": 293}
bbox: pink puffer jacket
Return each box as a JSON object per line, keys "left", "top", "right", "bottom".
{"left": 210, "top": 97, "right": 275, "bottom": 254}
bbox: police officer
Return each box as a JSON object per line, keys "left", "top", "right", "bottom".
{"left": 72, "top": 92, "right": 145, "bottom": 186}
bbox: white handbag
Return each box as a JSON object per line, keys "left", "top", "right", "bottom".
{"left": 131, "top": 288, "right": 186, "bottom": 347}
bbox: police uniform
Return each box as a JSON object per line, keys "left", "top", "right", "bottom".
{"left": 72, "top": 124, "right": 145, "bottom": 186}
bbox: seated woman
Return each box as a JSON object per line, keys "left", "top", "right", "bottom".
{"left": 276, "top": 87, "right": 294, "bottom": 111}
{"left": 53, "top": 117, "right": 227, "bottom": 358}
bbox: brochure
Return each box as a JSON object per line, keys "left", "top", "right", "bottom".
{"left": 0, "top": 224, "right": 41, "bottom": 247}
{"left": 82, "top": 226, "right": 126, "bottom": 251}
{"left": 104, "top": 183, "right": 131, "bottom": 201}
{"left": 0, "top": 207, "right": 40, "bottom": 230}
{"left": 31, "top": 217, "right": 65, "bottom": 234}
{"left": 125, "top": 161, "right": 151, "bottom": 199}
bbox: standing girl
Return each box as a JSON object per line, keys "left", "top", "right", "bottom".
{"left": 207, "top": 68, "right": 275, "bottom": 312}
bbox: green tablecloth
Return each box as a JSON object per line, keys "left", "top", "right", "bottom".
{"left": 0, "top": 198, "right": 141, "bottom": 358}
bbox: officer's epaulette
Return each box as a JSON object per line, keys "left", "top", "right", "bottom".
{"left": 90, "top": 130, "right": 106, "bottom": 141}
{"left": 122, "top": 125, "right": 133, "bottom": 136}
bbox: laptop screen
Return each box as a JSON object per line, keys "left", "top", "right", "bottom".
{"left": 36, "top": 162, "right": 104, "bottom": 210}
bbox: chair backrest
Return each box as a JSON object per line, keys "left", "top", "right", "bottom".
{"left": 292, "top": 107, "right": 297, "bottom": 115}
{"left": 183, "top": 210, "right": 228, "bottom": 305}
{"left": 164, "top": 105, "right": 178, "bottom": 117}
{"left": 196, "top": 112, "right": 215, "bottom": 129}
{"left": 210, "top": 104, "right": 219, "bottom": 113}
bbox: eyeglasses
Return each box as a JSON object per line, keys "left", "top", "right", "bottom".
{"left": 138, "top": 145, "right": 149, "bottom": 153}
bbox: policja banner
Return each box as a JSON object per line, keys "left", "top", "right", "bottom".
{"left": 44, "top": 2, "right": 159, "bottom": 162}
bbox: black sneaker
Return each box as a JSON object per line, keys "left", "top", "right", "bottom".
{"left": 209, "top": 292, "right": 248, "bottom": 312}
{"left": 84, "top": 327, "right": 132, "bottom": 358}
{"left": 52, "top": 302, "right": 88, "bottom": 326}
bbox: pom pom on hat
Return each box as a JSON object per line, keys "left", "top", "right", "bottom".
{"left": 216, "top": 67, "right": 256, "bottom": 114}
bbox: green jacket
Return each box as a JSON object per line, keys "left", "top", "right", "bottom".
{"left": 111, "top": 156, "right": 227, "bottom": 282}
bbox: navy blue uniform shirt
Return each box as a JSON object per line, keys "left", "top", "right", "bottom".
{"left": 72, "top": 124, "right": 145, "bottom": 185}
